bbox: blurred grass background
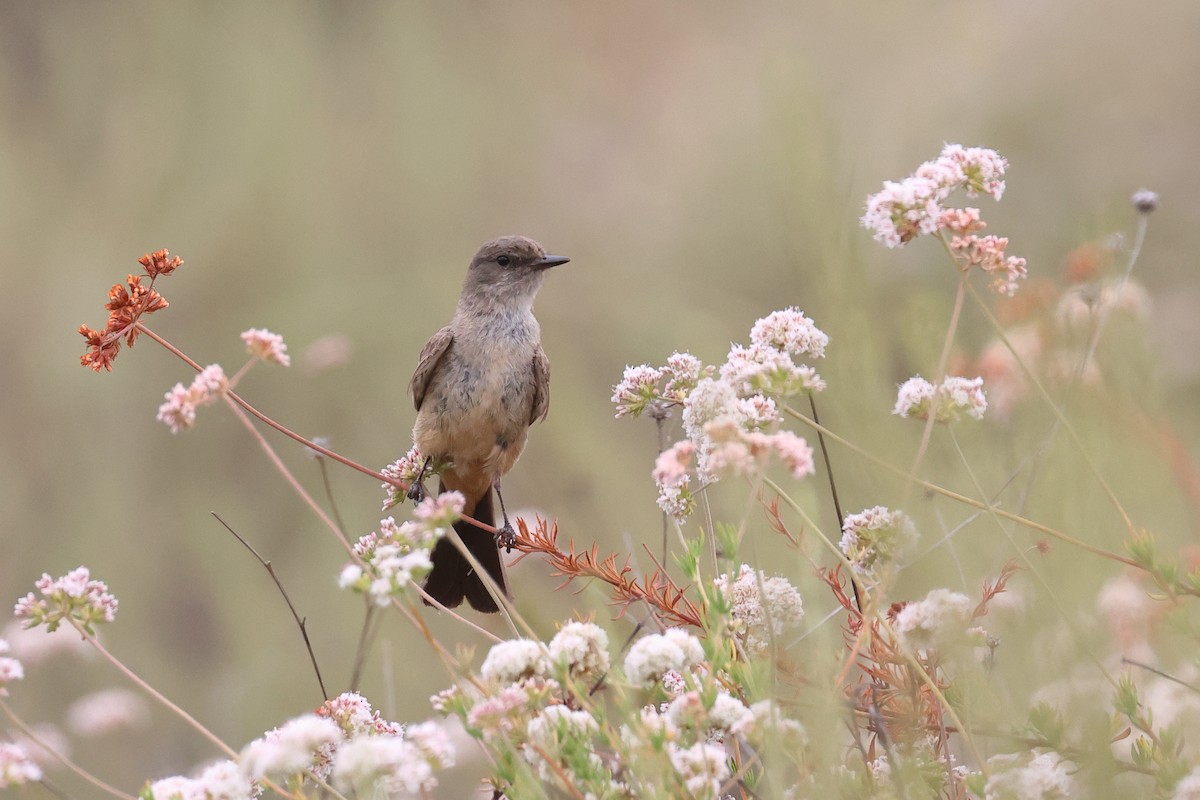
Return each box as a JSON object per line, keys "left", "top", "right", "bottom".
{"left": 3, "top": 0, "right": 1199, "bottom": 793}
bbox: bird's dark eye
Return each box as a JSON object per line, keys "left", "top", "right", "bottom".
{"left": 496, "top": 254, "right": 511, "bottom": 267}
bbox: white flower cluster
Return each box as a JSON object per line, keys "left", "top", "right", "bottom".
{"left": 223, "top": 692, "right": 450, "bottom": 797}
{"left": 146, "top": 760, "right": 253, "bottom": 800}
{"left": 713, "top": 565, "right": 805, "bottom": 655}
{"left": 548, "top": 621, "right": 611, "bottom": 678}
{"left": 862, "top": 144, "right": 1008, "bottom": 248}
{"left": 894, "top": 588, "right": 974, "bottom": 652}
{"left": 13, "top": 566, "right": 119, "bottom": 632}
{"left": 614, "top": 309, "right": 824, "bottom": 522}
{"left": 624, "top": 629, "right": 705, "bottom": 688}
{"left": 893, "top": 376, "right": 987, "bottom": 423}
{"left": 0, "top": 742, "right": 42, "bottom": 789}
{"left": 983, "top": 751, "right": 1075, "bottom": 800}
{"left": 0, "top": 639, "right": 22, "bottom": 697}
{"left": 839, "top": 506, "right": 918, "bottom": 574}
{"left": 156, "top": 364, "right": 228, "bottom": 433}
{"left": 240, "top": 328, "right": 291, "bottom": 367}
{"left": 339, "top": 492, "right": 463, "bottom": 606}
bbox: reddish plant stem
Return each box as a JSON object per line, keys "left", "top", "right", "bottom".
{"left": 133, "top": 321, "right": 495, "bottom": 533}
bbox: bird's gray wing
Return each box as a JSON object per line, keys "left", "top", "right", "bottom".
{"left": 530, "top": 343, "right": 550, "bottom": 425}
{"left": 409, "top": 325, "right": 455, "bottom": 412}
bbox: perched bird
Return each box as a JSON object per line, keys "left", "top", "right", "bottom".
{"left": 408, "top": 235, "right": 569, "bottom": 612}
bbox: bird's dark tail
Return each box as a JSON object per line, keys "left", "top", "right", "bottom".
{"left": 422, "top": 483, "right": 507, "bottom": 613}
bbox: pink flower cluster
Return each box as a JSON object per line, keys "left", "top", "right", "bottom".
{"left": 614, "top": 309, "right": 825, "bottom": 522}
{"left": 862, "top": 144, "right": 1007, "bottom": 248}
{"left": 339, "top": 493, "right": 463, "bottom": 606}
{"left": 240, "top": 327, "right": 291, "bottom": 367}
{"left": 0, "top": 742, "right": 42, "bottom": 788}
{"left": 862, "top": 144, "right": 1026, "bottom": 295}
{"left": 14, "top": 567, "right": 118, "bottom": 633}
{"left": 893, "top": 376, "right": 987, "bottom": 423}
{"left": 0, "top": 639, "right": 22, "bottom": 697}
{"left": 156, "top": 364, "right": 228, "bottom": 433}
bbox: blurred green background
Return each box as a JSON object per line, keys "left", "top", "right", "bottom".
{"left": 3, "top": 0, "right": 1199, "bottom": 794}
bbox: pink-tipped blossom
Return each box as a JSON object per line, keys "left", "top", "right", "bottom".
{"left": 624, "top": 629, "right": 704, "bottom": 688}
{"left": 714, "top": 564, "right": 805, "bottom": 655}
{"left": 156, "top": 364, "right": 228, "bottom": 433}
{"left": 14, "top": 567, "right": 118, "bottom": 633}
{"left": 240, "top": 714, "right": 343, "bottom": 780}
{"left": 240, "top": 328, "right": 291, "bottom": 367}
{"left": 894, "top": 589, "right": 973, "bottom": 652}
{"left": 667, "top": 741, "right": 730, "bottom": 797}
{"left": 380, "top": 445, "right": 443, "bottom": 510}
{"left": 948, "top": 233, "right": 1028, "bottom": 296}
{"left": 0, "top": 643, "right": 22, "bottom": 697}
{"left": 894, "top": 376, "right": 987, "bottom": 423}
{"left": 0, "top": 742, "right": 42, "bottom": 788}
{"left": 749, "top": 307, "right": 829, "bottom": 359}
{"left": 720, "top": 344, "right": 825, "bottom": 398}
{"left": 611, "top": 364, "right": 666, "bottom": 418}
{"left": 340, "top": 515, "right": 441, "bottom": 606}
{"left": 840, "top": 506, "right": 918, "bottom": 573}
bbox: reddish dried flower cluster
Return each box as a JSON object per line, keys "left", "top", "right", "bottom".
{"left": 79, "top": 249, "right": 181, "bottom": 372}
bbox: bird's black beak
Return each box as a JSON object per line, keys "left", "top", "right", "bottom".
{"left": 531, "top": 254, "right": 570, "bottom": 270}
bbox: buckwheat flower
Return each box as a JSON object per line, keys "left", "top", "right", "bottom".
{"left": 1174, "top": 767, "right": 1200, "bottom": 800}
{"left": 466, "top": 684, "right": 533, "bottom": 740}
{"left": 770, "top": 431, "right": 815, "bottom": 480}
{"left": 662, "top": 352, "right": 712, "bottom": 401}
{"left": 0, "top": 641, "right": 22, "bottom": 697}
{"left": 156, "top": 364, "right": 228, "bottom": 433}
{"left": 67, "top": 687, "right": 149, "bottom": 736}
{"left": 612, "top": 364, "right": 666, "bottom": 418}
{"left": 14, "top": 567, "right": 118, "bottom": 633}
{"left": 405, "top": 720, "right": 455, "bottom": 770}
{"left": 196, "top": 760, "right": 255, "bottom": 800}
{"left": 937, "top": 144, "right": 1008, "bottom": 200}
{"left": 654, "top": 441, "right": 694, "bottom": 489}
{"left": 380, "top": 445, "right": 427, "bottom": 509}
{"left": 714, "top": 565, "right": 805, "bottom": 655}
{"left": 318, "top": 691, "right": 403, "bottom": 738}
{"left": 548, "top": 621, "right": 610, "bottom": 678}
{"left": 240, "top": 714, "right": 342, "bottom": 779}
{"left": 840, "top": 506, "right": 918, "bottom": 573}
{"left": 862, "top": 175, "right": 949, "bottom": 247}
{"left": 668, "top": 741, "right": 730, "bottom": 797}
{"left": 240, "top": 328, "right": 291, "bottom": 367}
{"left": 733, "top": 700, "right": 807, "bottom": 745}
{"left": 146, "top": 775, "right": 199, "bottom": 799}
{"left": 412, "top": 491, "right": 465, "bottom": 533}
{"left": 0, "top": 742, "right": 42, "bottom": 787}
{"left": 332, "top": 737, "right": 435, "bottom": 795}
{"left": 894, "top": 376, "right": 987, "bottom": 423}
{"left": 894, "top": 589, "right": 973, "bottom": 652}
{"left": 949, "top": 233, "right": 1028, "bottom": 296}
{"left": 523, "top": 705, "right": 600, "bottom": 780}
{"left": 720, "top": 344, "right": 825, "bottom": 398}
{"left": 984, "top": 751, "right": 1074, "bottom": 800}
{"left": 939, "top": 207, "right": 985, "bottom": 235}
{"left": 624, "top": 629, "right": 704, "bottom": 688}
{"left": 750, "top": 307, "right": 829, "bottom": 359}
{"left": 667, "top": 691, "right": 752, "bottom": 742}
{"left": 342, "top": 519, "right": 437, "bottom": 606}
{"left": 1132, "top": 188, "right": 1159, "bottom": 214}
{"left": 682, "top": 378, "right": 739, "bottom": 440}
{"left": 481, "top": 639, "right": 551, "bottom": 685}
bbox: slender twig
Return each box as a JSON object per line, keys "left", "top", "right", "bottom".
{"left": 316, "top": 454, "right": 349, "bottom": 536}
{"left": 212, "top": 512, "right": 328, "bottom": 702}
{"left": 1122, "top": 658, "right": 1200, "bottom": 695}
{"left": 1, "top": 699, "right": 136, "bottom": 800}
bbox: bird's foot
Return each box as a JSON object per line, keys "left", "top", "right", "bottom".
{"left": 405, "top": 481, "right": 427, "bottom": 504}
{"left": 495, "top": 523, "right": 517, "bottom": 553}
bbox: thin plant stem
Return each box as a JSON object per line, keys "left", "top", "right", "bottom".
{"left": 135, "top": 322, "right": 495, "bottom": 534}
{"left": 961, "top": 281, "right": 1138, "bottom": 536}
{"left": 0, "top": 699, "right": 136, "bottom": 800}
{"left": 213, "top": 512, "right": 328, "bottom": 702}
{"left": 782, "top": 405, "right": 1140, "bottom": 568}
{"left": 907, "top": 268, "right": 969, "bottom": 486}
{"left": 69, "top": 621, "right": 238, "bottom": 760}
{"left": 946, "top": 428, "right": 1119, "bottom": 691}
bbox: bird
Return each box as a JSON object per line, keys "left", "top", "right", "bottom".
{"left": 408, "top": 235, "right": 569, "bottom": 612}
